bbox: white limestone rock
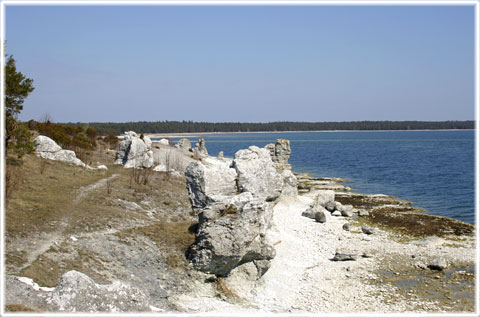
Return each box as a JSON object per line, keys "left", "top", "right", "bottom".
{"left": 175, "top": 138, "right": 192, "bottom": 151}
{"left": 114, "top": 132, "right": 154, "bottom": 168}
{"left": 185, "top": 157, "right": 237, "bottom": 211}
{"left": 232, "top": 146, "right": 282, "bottom": 201}
{"left": 34, "top": 136, "right": 88, "bottom": 167}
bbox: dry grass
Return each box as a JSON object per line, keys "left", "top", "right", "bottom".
{"left": 19, "top": 247, "right": 110, "bottom": 287}
{"left": 5, "top": 149, "right": 194, "bottom": 288}
{"left": 5, "top": 155, "right": 107, "bottom": 237}
{"left": 5, "top": 304, "right": 39, "bottom": 312}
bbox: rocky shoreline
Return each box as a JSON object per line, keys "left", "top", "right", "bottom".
{"left": 5, "top": 134, "right": 476, "bottom": 313}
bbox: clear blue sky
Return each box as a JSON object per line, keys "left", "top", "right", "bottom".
{"left": 5, "top": 4, "right": 475, "bottom": 123}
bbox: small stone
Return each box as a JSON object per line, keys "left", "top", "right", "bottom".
{"left": 342, "top": 223, "right": 350, "bottom": 231}
{"left": 332, "top": 210, "right": 342, "bottom": 217}
{"left": 339, "top": 205, "right": 354, "bottom": 217}
{"left": 332, "top": 251, "right": 358, "bottom": 261}
{"left": 325, "top": 201, "right": 336, "bottom": 212}
{"left": 361, "top": 225, "right": 375, "bottom": 235}
{"left": 314, "top": 211, "right": 327, "bottom": 223}
{"left": 301, "top": 209, "right": 316, "bottom": 219}
{"left": 358, "top": 209, "right": 369, "bottom": 217}
{"left": 428, "top": 257, "right": 447, "bottom": 271}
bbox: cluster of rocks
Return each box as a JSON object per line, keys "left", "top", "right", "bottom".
{"left": 185, "top": 139, "right": 297, "bottom": 278}
{"left": 114, "top": 131, "right": 154, "bottom": 168}
{"left": 301, "top": 190, "right": 362, "bottom": 223}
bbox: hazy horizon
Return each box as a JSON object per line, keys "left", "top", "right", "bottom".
{"left": 5, "top": 4, "right": 475, "bottom": 123}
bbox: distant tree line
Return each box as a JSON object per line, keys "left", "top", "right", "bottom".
{"left": 65, "top": 120, "right": 475, "bottom": 136}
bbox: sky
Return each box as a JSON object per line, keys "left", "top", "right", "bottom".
{"left": 4, "top": 3, "right": 475, "bottom": 123}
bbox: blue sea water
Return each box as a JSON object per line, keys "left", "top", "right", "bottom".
{"left": 164, "top": 130, "right": 475, "bottom": 224}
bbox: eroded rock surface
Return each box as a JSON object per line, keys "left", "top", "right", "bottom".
{"left": 185, "top": 144, "right": 290, "bottom": 277}
{"left": 114, "top": 131, "right": 154, "bottom": 168}
{"left": 35, "top": 136, "right": 89, "bottom": 168}
{"left": 233, "top": 146, "right": 283, "bottom": 201}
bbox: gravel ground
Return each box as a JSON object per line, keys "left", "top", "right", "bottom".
{"left": 173, "top": 193, "right": 476, "bottom": 313}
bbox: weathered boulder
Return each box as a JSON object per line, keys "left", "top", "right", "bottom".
{"left": 48, "top": 271, "right": 149, "bottom": 312}
{"left": 325, "top": 201, "right": 337, "bottom": 212}
{"left": 232, "top": 146, "right": 282, "bottom": 201}
{"left": 428, "top": 257, "right": 448, "bottom": 271}
{"left": 175, "top": 138, "right": 191, "bottom": 151}
{"left": 185, "top": 157, "right": 237, "bottom": 211}
{"left": 34, "top": 136, "right": 88, "bottom": 168}
{"left": 193, "top": 138, "right": 208, "bottom": 158}
{"left": 314, "top": 210, "right": 327, "bottom": 223}
{"left": 187, "top": 199, "right": 275, "bottom": 277}
{"left": 114, "top": 131, "right": 154, "bottom": 168}
{"left": 339, "top": 204, "right": 354, "bottom": 217}
{"left": 302, "top": 205, "right": 330, "bottom": 222}
{"left": 315, "top": 190, "right": 335, "bottom": 208}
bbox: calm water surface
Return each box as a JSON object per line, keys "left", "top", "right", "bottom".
{"left": 164, "top": 131, "right": 475, "bottom": 224}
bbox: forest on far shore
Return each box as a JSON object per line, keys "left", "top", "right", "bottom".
{"left": 67, "top": 120, "right": 474, "bottom": 135}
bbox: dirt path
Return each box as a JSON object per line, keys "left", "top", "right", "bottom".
{"left": 15, "top": 174, "right": 120, "bottom": 272}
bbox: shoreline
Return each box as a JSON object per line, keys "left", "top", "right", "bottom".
{"left": 145, "top": 129, "right": 474, "bottom": 139}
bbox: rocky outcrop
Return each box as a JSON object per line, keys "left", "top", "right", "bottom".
{"left": 301, "top": 189, "right": 360, "bottom": 222}
{"left": 114, "top": 131, "right": 154, "bottom": 168}
{"left": 185, "top": 144, "right": 290, "bottom": 277}
{"left": 187, "top": 196, "right": 275, "bottom": 277}
{"left": 232, "top": 146, "right": 283, "bottom": 201}
{"left": 193, "top": 138, "right": 208, "bottom": 158}
{"left": 185, "top": 157, "right": 237, "bottom": 211}
{"left": 265, "top": 139, "right": 297, "bottom": 197}
{"left": 175, "top": 138, "right": 192, "bottom": 151}
{"left": 265, "top": 139, "right": 291, "bottom": 167}
{"left": 34, "top": 136, "right": 89, "bottom": 168}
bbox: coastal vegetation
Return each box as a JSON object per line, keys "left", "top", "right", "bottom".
{"left": 69, "top": 120, "right": 474, "bottom": 135}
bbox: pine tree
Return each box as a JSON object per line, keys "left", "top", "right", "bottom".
{"left": 5, "top": 53, "right": 35, "bottom": 157}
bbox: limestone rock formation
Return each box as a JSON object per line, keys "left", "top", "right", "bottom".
{"left": 193, "top": 138, "right": 208, "bottom": 158}
{"left": 185, "top": 144, "right": 287, "bottom": 277}
{"left": 264, "top": 139, "right": 291, "bottom": 167}
{"left": 232, "top": 146, "right": 283, "bottom": 201}
{"left": 187, "top": 198, "right": 275, "bottom": 277}
{"left": 185, "top": 157, "right": 237, "bottom": 211}
{"left": 114, "top": 131, "right": 154, "bottom": 168}
{"left": 175, "top": 138, "right": 192, "bottom": 151}
{"left": 34, "top": 136, "right": 89, "bottom": 168}
{"left": 264, "top": 139, "right": 297, "bottom": 197}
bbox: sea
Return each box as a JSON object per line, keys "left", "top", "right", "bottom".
{"left": 161, "top": 130, "right": 475, "bottom": 225}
